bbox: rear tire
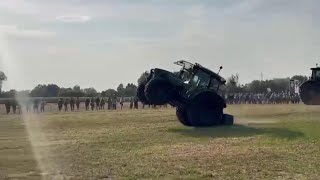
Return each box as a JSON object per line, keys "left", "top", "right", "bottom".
{"left": 187, "top": 105, "right": 223, "bottom": 127}
{"left": 299, "top": 81, "right": 320, "bottom": 105}
{"left": 176, "top": 107, "right": 192, "bottom": 126}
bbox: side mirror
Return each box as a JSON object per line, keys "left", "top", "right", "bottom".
{"left": 217, "top": 66, "right": 223, "bottom": 75}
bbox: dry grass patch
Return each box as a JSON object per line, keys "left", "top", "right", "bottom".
{"left": 0, "top": 105, "right": 320, "bottom": 179}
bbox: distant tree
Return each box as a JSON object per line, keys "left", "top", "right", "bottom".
{"left": 137, "top": 71, "right": 150, "bottom": 85}
{"left": 73, "top": 85, "right": 81, "bottom": 92}
{"left": 2, "top": 89, "right": 16, "bottom": 98}
{"left": 46, "top": 84, "right": 60, "bottom": 97}
{"left": 30, "top": 84, "right": 60, "bottom": 97}
{"left": 59, "top": 87, "right": 85, "bottom": 97}
{"left": 247, "top": 80, "right": 263, "bottom": 93}
{"left": 82, "top": 87, "right": 98, "bottom": 97}
{"left": 124, "top": 83, "right": 137, "bottom": 97}
{"left": 101, "top": 89, "right": 117, "bottom": 97}
{"left": 226, "top": 74, "right": 243, "bottom": 93}
{"left": 117, "top": 84, "right": 125, "bottom": 97}
{"left": 30, "top": 84, "right": 48, "bottom": 97}
{"left": 291, "top": 75, "right": 308, "bottom": 84}
{"left": 0, "top": 71, "right": 7, "bottom": 94}
{"left": 16, "top": 90, "right": 30, "bottom": 97}
{"left": 245, "top": 78, "right": 290, "bottom": 93}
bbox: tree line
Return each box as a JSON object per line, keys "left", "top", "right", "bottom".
{"left": 224, "top": 74, "right": 308, "bottom": 94}
{"left": 0, "top": 70, "right": 309, "bottom": 98}
{"left": 0, "top": 84, "right": 138, "bottom": 98}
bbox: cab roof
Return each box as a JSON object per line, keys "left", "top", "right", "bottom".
{"left": 311, "top": 67, "right": 320, "bottom": 71}
{"left": 174, "top": 60, "right": 226, "bottom": 84}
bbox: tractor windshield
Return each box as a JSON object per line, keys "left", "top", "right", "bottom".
{"left": 188, "top": 69, "right": 211, "bottom": 88}
{"left": 179, "top": 64, "right": 194, "bottom": 83}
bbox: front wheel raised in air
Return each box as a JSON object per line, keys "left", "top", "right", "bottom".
{"left": 137, "top": 83, "right": 149, "bottom": 104}
{"left": 144, "top": 78, "right": 174, "bottom": 105}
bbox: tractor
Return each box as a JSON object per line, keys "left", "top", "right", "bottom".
{"left": 137, "top": 60, "right": 234, "bottom": 127}
{"left": 299, "top": 66, "right": 320, "bottom": 105}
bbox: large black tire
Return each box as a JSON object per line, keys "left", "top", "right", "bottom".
{"left": 176, "top": 107, "right": 192, "bottom": 126}
{"left": 144, "top": 78, "right": 174, "bottom": 105}
{"left": 187, "top": 105, "right": 223, "bottom": 127}
{"left": 137, "top": 83, "right": 149, "bottom": 104}
{"left": 300, "top": 81, "right": 320, "bottom": 105}
{"left": 186, "top": 91, "right": 225, "bottom": 127}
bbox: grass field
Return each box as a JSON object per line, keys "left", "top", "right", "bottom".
{"left": 0, "top": 104, "right": 320, "bottom": 179}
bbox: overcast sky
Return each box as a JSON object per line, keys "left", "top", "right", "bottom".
{"left": 0, "top": 0, "right": 318, "bottom": 91}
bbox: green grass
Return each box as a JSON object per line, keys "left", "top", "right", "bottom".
{"left": 0, "top": 104, "right": 320, "bottom": 179}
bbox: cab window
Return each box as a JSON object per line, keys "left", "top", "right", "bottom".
{"left": 312, "top": 70, "right": 320, "bottom": 80}
{"left": 189, "top": 70, "right": 210, "bottom": 88}
{"left": 209, "top": 78, "right": 220, "bottom": 90}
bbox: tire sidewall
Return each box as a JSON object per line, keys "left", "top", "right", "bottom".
{"left": 145, "top": 78, "right": 174, "bottom": 105}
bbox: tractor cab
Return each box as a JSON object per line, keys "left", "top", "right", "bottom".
{"left": 310, "top": 67, "right": 320, "bottom": 81}
{"left": 174, "top": 60, "right": 226, "bottom": 91}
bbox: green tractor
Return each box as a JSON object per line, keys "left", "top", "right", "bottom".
{"left": 299, "top": 66, "right": 320, "bottom": 105}
{"left": 137, "top": 60, "right": 233, "bottom": 127}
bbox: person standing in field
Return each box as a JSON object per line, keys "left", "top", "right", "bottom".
{"left": 5, "top": 100, "right": 10, "bottom": 114}
{"left": 112, "top": 96, "right": 117, "bottom": 110}
{"left": 40, "top": 100, "right": 45, "bottom": 112}
{"left": 134, "top": 96, "right": 139, "bottom": 109}
{"left": 26, "top": 99, "right": 31, "bottom": 112}
{"left": 11, "top": 100, "right": 17, "bottom": 114}
{"left": 100, "top": 98, "right": 105, "bottom": 110}
{"left": 64, "top": 98, "right": 69, "bottom": 112}
{"left": 90, "top": 97, "right": 95, "bottom": 111}
{"left": 76, "top": 97, "right": 80, "bottom": 110}
{"left": 70, "top": 97, "right": 75, "bottom": 111}
{"left": 119, "top": 97, "right": 124, "bottom": 110}
{"left": 107, "top": 97, "right": 112, "bottom": 110}
{"left": 85, "top": 98, "right": 90, "bottom": 110}
{"left": 95, "top": 97, "right": 100, "bottom": 110}
{"left": 33, "top": 99, "right": 39, "bottom": 113}
{"left": 58, "top": 98, "right": 63, "bottom": 111}
{"left": 129, "top": 97, "right": 133, "bottom": 109}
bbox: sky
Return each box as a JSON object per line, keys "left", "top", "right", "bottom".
{"left": 0, "top": 0, "right": 318, "bottom": 91}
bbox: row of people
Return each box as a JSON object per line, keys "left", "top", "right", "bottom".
{"left": 225, "top": 92, "right": 301, "bottom": 104}
{"left": 2, "top": 96, "right": 165, "bottom": 114}
{"left": 3, "top": 99, "right": 46, "bottom": 114}
{"left": 57, "top": 97, "right": 125, "bottom": 111}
